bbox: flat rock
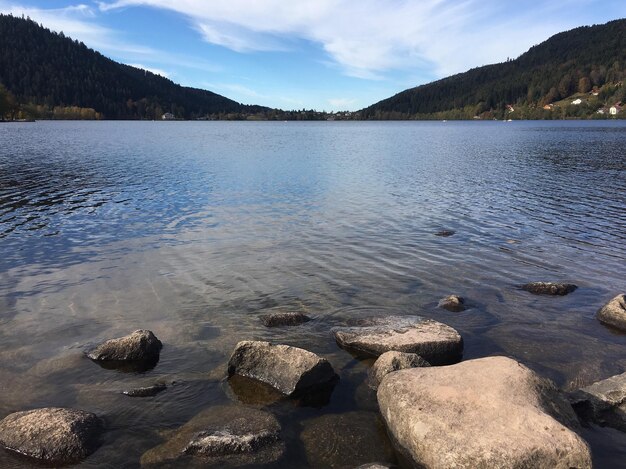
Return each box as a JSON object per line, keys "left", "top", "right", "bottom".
{"left": 521, "top": 282, "right": 577, "bottom": 296}
{"left": 123, "top": 383, "right": 167, "bottom": 397}
{"left": 300, "top": 412, "right": 395, "bottom": 468}
{"left": 332, "top": 315, "right": 463, "bottom": 365}
{"left": 87, "top": 330, "right": 162, "bottom": 370}
{"left": 227, "top": 341, "right": 337, "bottom": 396}
{"left": 369, "top": 351, "right": 430, "bottom": 390}
{"left": 437, "top": 295, "right": 465, "bottom": 312}
{"left": 141, "top": 405, "right": 283, "bottom": 467}
{"left": 596, "top": 294, "right": 626, "bottom": 331}
{"left": 377, "top": 356, "right": 591, "bottom": 469}
{"left": 260, "top": 311, "right": 311, "bottom": 327}
{"left": 570, "top": 371, "right": 626, "bottom": 430}
{"left": 0, "top": 407, "right": 103, "bottom": 465}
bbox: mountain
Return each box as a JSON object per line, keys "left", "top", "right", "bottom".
{"left": 362, "top": 19, "right": 626, "bottom": 120}
{"left": 0, "top": 14, "right": 267, "bottom": 119}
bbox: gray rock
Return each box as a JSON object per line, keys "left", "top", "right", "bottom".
{"left": 260, "top": 311, "right": 311, "bottom": 327}
{"left": 227, "top": 341, "right": 337, "bottom": 396}
{"left": 377, "top": 356, "right": 592, "bottom": 469}
{"left": 0, "top": 407, "right": 103, "bottom": 465}
{"left": 570, "top": 371, "right": 626, "bottom": 430}
{"left": 521, "top": 282, "right": 577, "bottom": 295}
{"left": 87, "top": 330, "right": 162, "bottom": 369}
{"left": 141, "top": 405, "right": 283, "bottom": 466}
{"left": 332, "top": 315, "right": 463, "bottom": 365}
{"left": 300, "top": 412, "right": 396, "bottom": 468}
{"left": 437, "top": 295, "right": 465, "bottom": 312}
{"left": 369, "top": 351, "right": 430, "bottom": 390}
{"left": 123, "top": 383, "right": 167, "bottom": 397}
{"left": 596, "top": 294, "right": 626, "bottom": 331}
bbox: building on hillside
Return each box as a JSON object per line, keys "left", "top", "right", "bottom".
{"left": 571, "top": 98, "right": 582, "bottom": 105}
{"left": 609, "top": 103, "right": 621, "bottom": 115}
{"left": 162, "top": 112, "right": 175, "bottom": 120}
{"left": 543, "top": 104, "right": 554, "bottom": 110}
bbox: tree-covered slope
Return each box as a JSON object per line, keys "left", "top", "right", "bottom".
{"left": 362, "top": 19, "right": 626, "bottom": 119}
{"left": 0, "top": 14, "right": 266, "bottom": 119}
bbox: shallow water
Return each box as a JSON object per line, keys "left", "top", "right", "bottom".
{"left": 0, "top": 120, "right": 625, "bottom": 467}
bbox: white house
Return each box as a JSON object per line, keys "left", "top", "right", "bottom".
{"left": 571, "top": 98, "right": 582, "bottom": 105}
{"left": 609, "top": 105, "right": 621, "bottom": 115}
{"left": 162, "top": 112, "right": 175, "bottom": 120}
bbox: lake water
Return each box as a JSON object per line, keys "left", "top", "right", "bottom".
{"left": 0, "top": 120, "right": 625, "bottom": 467}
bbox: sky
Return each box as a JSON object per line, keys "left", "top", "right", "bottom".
{"left": 1, "top": 1, "right": 625, "bottom": 111}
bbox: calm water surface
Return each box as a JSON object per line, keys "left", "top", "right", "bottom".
{"left": 0, "top": 121, "right": 625, "bottom": 467}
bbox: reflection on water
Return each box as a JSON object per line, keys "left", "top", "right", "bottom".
{"left": 0, "top": 121, "right": 625, "bottom": 467}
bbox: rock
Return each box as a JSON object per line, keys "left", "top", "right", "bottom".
{"left": 377, "top": 356, "right": 591, "bottom": 469}
{"left": 437, "top": 295, "right": 465, "bottom": 312}
{"left": 0, "top": 407, "right": 103, "bottom": 465}
{"left": 87, "top": 330, "right": 162, "bottom": 370}
{"left": 227, "top": 341, "right": 337, "bottom": 396}
{"left": 140, "top": 405, "right": 283, "bottom": 466}
{"left": 596, "top": 294, "right": 626, "bottom": 331}
{"left": 332, "top": 316, "right": 463, "bottom": 365}
{"left": 123, "top": 383, "right": 167, "bottom": 397}
{"left": 300, "top": 412, "right": 396, "bottom": 468}
{"left": 569, "top": 371, "right": 626, "bottom": 430}
{"left": 369, "top": 351, "right": 430, "bottom": 390}
{"left": 521, "top": 282, "right": 577, "bottom": 296}
{"left": 260, "top": 311, "right": 311, "bottom": 327}
{"left": 355, "top": 464, "right": 394, "bottom": 469}
{"left": 434, "top": 230, "right": 455, "bottom": 237}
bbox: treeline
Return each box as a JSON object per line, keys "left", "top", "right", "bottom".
{"left": 0, "top": 14, "right": 266, "bottom": 119}
{"left": 363, "top": 19, "right": 626, "bottom": 119}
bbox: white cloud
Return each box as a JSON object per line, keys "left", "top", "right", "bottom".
{"left": 95, "top": 0, "right": 621, "bottom": 80}
{"left": 127, "top": 63, "right": 170, "bottom": 78}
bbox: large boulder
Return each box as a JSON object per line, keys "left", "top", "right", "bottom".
{"left": 332, "top": 316, "right": 463, "bottom": 365}
{"left": 260, "top": 311, "right": 311, "bottom": 327}
{"left": 87, "top": 330, "right": 162, "bottom": 370}
{"left": 0, "top": 407, "right": 103, "bottom": 465}
{"left": 521, "top": 282, "right": 577, "bottom": 296}
{"left": 141, "top": 405, "right": 283, "bottom": 466}
{"left": 377, "top": 356, "right": 592, "bottom": 469}
{"left": 369, "top": 351, "right": 429, "bottom": 390}
{"left": 570, "top": 371, "right": 626, "bottom": 430}
{"left": 227, "top": 341, "right": 337, "bottom": 396}
{"left": 596, "top": 294, "right": 626, "bottom": 331}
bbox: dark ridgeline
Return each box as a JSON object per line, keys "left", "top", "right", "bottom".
{"left": 0, "top": 14, "right": 268, "bottom": 119}
{"left": 362, "top": 19, "right": 626, "bottom": 119}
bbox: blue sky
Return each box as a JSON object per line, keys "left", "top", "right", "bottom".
{"left": 1, "top": 1, "right": 625, "bottom": 111}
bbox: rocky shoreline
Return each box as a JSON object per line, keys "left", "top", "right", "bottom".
{"left": 0, "top": 288, "right": 625, "bottom": 467}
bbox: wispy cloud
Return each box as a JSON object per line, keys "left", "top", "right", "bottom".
{"left": 95, "top": 0, "right": 618, "bottom": 80}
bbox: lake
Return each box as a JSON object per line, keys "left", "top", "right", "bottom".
{"left": 0, "top": 120, "right": 625, "bottom": 467}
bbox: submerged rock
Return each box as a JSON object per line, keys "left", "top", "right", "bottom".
{"left": 437, "top": 295, "right": 466, "bottom": 312}
{"left": 260, "top": 311, "right": 311, "bottom": 327}
{"left": 521, "top": 282, "right": 578, "bottom": 296}
{"left": 369, "top": 351, "right": 429, "bottom": 390}
{"left": 87, "top": 330, "right": 162, "bottom": 371}
{"left": 570, "top": 371, "right": 626, "bottom": 430}
{"left": 300, "top": 412, "right": 395, "bottom": 468}
{"left": 141, "top": 405, "right": 283, "bottom": 467}
{"left": 227, "top": 341, "right": 337, "bottom": 397}
{"left": 596, "top": 294, "right": 626, "bottom": 331}
{"left": 0, "top": 407, "right": 103, "bottom": 465}
{"left": 377, "top": 356, "right": 591, "bottom": 469}
{"left": 123, "top": 383, "right": 167, "bottom": 397}
{"left": 332, "top": 315, "right": 463, "bottom": 365}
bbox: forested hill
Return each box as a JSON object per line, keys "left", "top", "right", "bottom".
{"left": 0, "top": 14, "right": 266, "bottom": 119}
{"left": 362, "top": 19, "right": 626, "bottom": 120}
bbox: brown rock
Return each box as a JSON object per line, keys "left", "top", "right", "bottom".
{"left": 596, "top": 294, "right": 626, "bottom": 331}
{"left": 260, "top": 311, "right": 311, "bottom": 327}
{"left": 123, "top": 383, "right": 167, "bottom": 397}
{"left": 140, "top": 405, "right": 283, "bottom": 466}
{"left": 521, "top": 282, "right": 577, "bottom": 296}
{"left": 87, "top": 330, "right": 162, "bottom": 370}
{"left": 0, "top": 407, "right": 103, "bottom": 465}
{"left": 369, "top": 351, "right": 429, "bottom": 390}
{"left": 437, "top": 295, "right": 465, "bottom": 312}
{"left": 332, "top": 315, "right": 463, "bottom": 365}
{"left": 227, "top": 341, "right": 337, "bottom": 396}
{"left": 377, "top": 356, "right": 591, "bottom": 469}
